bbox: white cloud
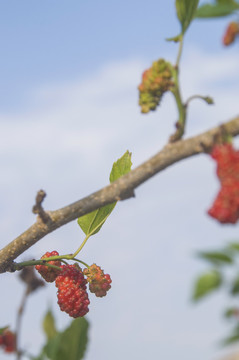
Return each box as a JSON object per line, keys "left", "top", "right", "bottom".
{"left": 182, "top": 47, "right": 239, "bottom": 87}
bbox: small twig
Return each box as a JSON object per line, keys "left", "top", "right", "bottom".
{"left": 15, "top": 267, "right": 45, "bottom": 359}
{"left": 32, "top": 190, "right": 52, "bottom": 224}
{"left": 185, "top": 95, "right": 214, "bottom": 108}
{"left": 15, "top": 288, "right": 30, "bottom": 360}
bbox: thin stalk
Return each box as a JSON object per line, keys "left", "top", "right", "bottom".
{"left": 15, "top": 260, "right": 62, "bottom": 271}
{"left": 71, "top": 235, "right": 91, "bottom": 258}
{"left": 169, "top": 65, "right": 187, "bottom": 142}
{"left": 168, "top": 33, "right": 188, "bottom": 142}
{"left": 71, "top": 212, "right": 112, "bottom": 258}
{"left": 185, "top": 94, "right": 214, "bottom": 107}
{"left": 72, "top": 258, "right": 89, "bottom": 268}
{"left": 176, "top": 34, "right": 184, "bottom": 67}
{"left": 16, "top": 289, "right": 30, "bottom": 360}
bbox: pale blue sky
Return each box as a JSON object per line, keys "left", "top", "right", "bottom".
{"left": 0, "top": 1, "right": 239, "bottom": 360}
{"left": 0, "top": 0, "right": 230, "bottom": 110}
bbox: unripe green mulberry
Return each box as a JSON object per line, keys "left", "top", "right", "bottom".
{"left": 138, "top": 59, "right": 174, "bottom": 113}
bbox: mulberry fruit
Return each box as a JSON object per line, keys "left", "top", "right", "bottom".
{"left": 55, "top": 264, "right": 90, "bottom": 318}
{"left": 0, "top": 330, "right": 16, "bottom": 353}
{"left": 208, "top": 143, "right": 239, "bottom": 224}
{"left": 138, "top": 59, "right": 174, "bottom": 113}
{"left": 35, "top": 251, "right": 61, "bottom": 283}
{"left": 84, "top": 264, "right": 112, "bottom": 297}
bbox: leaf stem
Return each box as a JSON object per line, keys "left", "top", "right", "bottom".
{"left": 176, "top": 34, "right": 183, "bottom": 67}
{"left": 71, "top": 234, "right": 91, "bottom": 258}
{"left": 72, "top": 213, "right": 112, "bottom": 258}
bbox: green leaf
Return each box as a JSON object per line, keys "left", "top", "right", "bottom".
{"left": 30, "top": 354, "right": 47, "bottom": 360}
{"left": 43, "top": 310, "right": 57, "bottom": 340}
{"left": 165, "top": 34, "right": 181, "bottom": 42}
{"left": 224, "top": 307, "right": 239, "bottom": 318}
{"left": 42, "top": 334, "right": 63, "bottom": 360}
{"left": 197, "top": 251, "right": 233, "bottom": 265}
{"left": 222, "top": 325, "right": 239, "bottom": 345}
{"left": 231, "top": 275, "right": 239, "bottom": 295}
{"left": 175, "top": 0, "right": 200, "bottom": 33}
{"left": 223, "top": 333, "right": 239, "bottom": 345}
{"left": 77, "top": 203, "right": 116, "bottom": 236}
{"left": 78, "top": 151, "right": 132, "bottom": 236}
{"left": 217, "top": 0, "right": 239, "bottom": 3}
{"left": 43, "top": 317, "right": 89, "bottom": 360}
{"left": 195, "top": 2, "right": 239, "bottom": 18}
{"left": 109, "top": 150, "right": 132, "bottom": 183}
{"left": 192, "top": 270, "right": 222, "bottom": 301}
{"left": 0, "top": 326, "right": 8, "bottom": 335}
{"left": 227, "top": 242, "right": 239, "bottom": 252}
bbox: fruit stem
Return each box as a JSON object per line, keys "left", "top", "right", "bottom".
{"left": 72, "top": 258, "right": 89, "bottom": 268}
{"left": 15, "top": 260, "right": 62, "bottom": 271}
{"left": 169, "top": 64, "right": 186, "bottom": 142}
{"left": 176, "top": 33, "right": 184, "bottom": 67}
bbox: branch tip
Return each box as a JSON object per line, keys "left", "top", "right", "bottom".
{"left": 32, "top": 190, "right": 51, "bottom": 224}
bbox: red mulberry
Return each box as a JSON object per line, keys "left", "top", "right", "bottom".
{"left": 55, "top": 264, "right": 90, "bottom": 318}
{"left": 208, "top": 143, "right": 239, "bottom": 224}
{"left": 35, "top": 251, "right": 61, "bottom": 283}
{"left": 0, "top": 330, "right": 16, "bottom": 353}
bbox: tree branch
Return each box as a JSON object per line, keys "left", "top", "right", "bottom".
{"left": 0, "top": 115, "right": 239, "bottom": 273}
{"left": 32, "top": 190, "right": 52, "bottom": 224}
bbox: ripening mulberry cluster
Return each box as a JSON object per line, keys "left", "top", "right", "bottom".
{"left": 35, "top": 252, "right": 112, "bottom": 318}
{"left": 138, "top": 59, "right": 174, "bottom": 113}
{"left": 222, "top": 21, "right": 239, "bottom": 46}
{"left": 208, "top": 143, "right": 239, "bottom": 224}
{"left": 55, "top": 264, "right": 90, "bottom": 318}
{"left": 0, "top": 330, "right": 16, "bottom": 353}
{"left": 35, "top": 251, "right": 61, "bottom": 282}
{"left": 84, "top": 264, "right": 112, "bottom": 297}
